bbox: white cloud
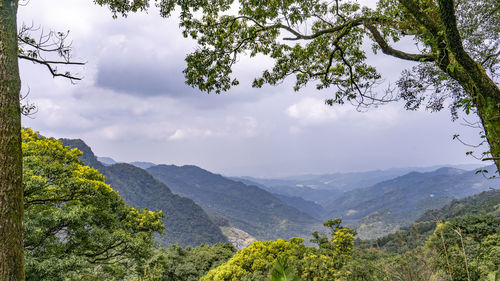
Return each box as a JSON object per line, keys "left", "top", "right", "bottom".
{"left": 169, "top": 129, "right": 186, "bottom": 140}
{"left": 287, "top": 97, "right": 347, "bottom": 125}
{"left": 286, "top": 97, "right": 401, "bottom": 131}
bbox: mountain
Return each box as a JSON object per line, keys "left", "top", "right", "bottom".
{"left": 237, "top": 164, "right": 486, "bottom": 205}
{"left": 146, "top": 164, "right": 320, "bottom": 240}
{"left": 130, "top": 161, "right": 157, "bottom": 169}
{"left": 60, "top": 139, "right": 227, "bottom": 247}
{"left": 232, "top": 177, "right": 340, "bottom": 205}
{"left": 272, "top": 193, "right": 325, "bottom": 219}
{"left": 97, "top": 156, "right": 117, "bottom": 165}
{"left": 323, "top": 166, "right": 498, "bottom": 239}
{"left": 230, "top": 177, "right": 325, "bottom": 219}
{"left": 357, "top": 189, "right": 500, "bottom": 253}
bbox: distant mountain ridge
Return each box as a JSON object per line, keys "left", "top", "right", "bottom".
{"left": 97, "top": 156, "right": 117, "bottom": 165}
{"left": 60, "top": 139, "right": 227, "bottom": 247}
{"left": 237, "top": 164, "right": 485, "bottom": 204}
{"left": 358, "top": 189, "right": 500, "bottom": 253}
{"left": 146, "top": 164, "right": 321, "bottom": 241}
{"left": 130, "top": 161, "right": 157, "bottom": 169}
{"left": 324, "top": 165, "right": 498, "bottom": 239}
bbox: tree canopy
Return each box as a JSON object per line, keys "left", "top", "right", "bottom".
{"left": 22, "top": 128, "right": 164, "bottom": 280}
{"left": 200, "top": 220, "right": 356, "bottom": 281}
{"left": 96, "top": 0, "right": 500, "bottom": 169}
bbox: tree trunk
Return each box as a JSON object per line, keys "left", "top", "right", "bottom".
{"left": 435, "top": 0, "right": 500, "bottom": 171}
{"left": 473, "top": 76, "right": 500, "bottom": 171}
{"left": 0, "top": 0, "right": 24, "bottom": 280}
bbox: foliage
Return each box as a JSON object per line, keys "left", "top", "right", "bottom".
{"left": 201, "top": 220, "right": 355, "bottom": 281}
{"left": 200, "top": 238, "right": 306, "bottom": 281}
{"left": 339, "top": 248, "right": 389, "bottom": 281}
{"left": 357, "top": 189, "right": 500, "bottom": 253}
{"left": 136, "top": 243, "right": 235, "bottom": 281}
{"left": 22, "top": 128, "right": 164, "bottom": 281}
{"left": 60, "top": 139, "right": 228, "bottom": 247}
{"left": 271, "top": 257, "right": 302, "bottom": 281}
{"left": 426, "top": 214, "right": 500, "bottom": 280}
{"left": 95, "top": 0, "right": 500, "bottom": 169}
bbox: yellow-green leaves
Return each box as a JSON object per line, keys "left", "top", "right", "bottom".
{"left": 22, "top": 128, "right": 164, "bottom": 280}
{"left": 201, "top": 221, "right": 356, "bottom": 281}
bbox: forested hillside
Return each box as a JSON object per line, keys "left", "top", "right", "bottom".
{"left": 357, "top": 189, "right": 500, "bottom": 253}
{"left": 147, "top": 164, "right": 321, "bottom": 240}
{"left": 60, "top": 139, "right": 227, "bottom": 247}
{"left": 324, "top": 167, "right": 498, "bottom": 238}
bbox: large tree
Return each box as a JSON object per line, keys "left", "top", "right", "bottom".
{"left": 98, "top": 0, "right": 499, "bottom": 167}
{"left": 22, "top": 128, "right": 163, "bottom": 280}
{"left": 0, "top": 0, "right": 144, "bottom": 279}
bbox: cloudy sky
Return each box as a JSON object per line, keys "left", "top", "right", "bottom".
{"left": 18, "top": 0, "right": 486, "bottom": 177}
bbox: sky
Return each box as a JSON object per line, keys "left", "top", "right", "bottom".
{"left": 18, "top": 0, "right": 487, "bottom": 177}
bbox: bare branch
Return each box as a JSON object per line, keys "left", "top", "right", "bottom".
{"left": 18, "top": 55, "right": 83, "bottom": 81}
{"left": 17, "top": 24, "right": 85, "bottom": 81}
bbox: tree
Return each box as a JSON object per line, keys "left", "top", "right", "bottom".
{"left": 0, "top": 1, "right": 24, "bottom": 279}
{"left": 426, "top": 214, "right": 500, "bottom": 280}
{"left": 22, "top": 128, "right": 164, "bottom": 280}
{"left": 0, "top": 1, "right": 144, "bottom": 279}
{"left": 137, "top": 243, "right": 235, "bottom": 281}
{"left": 199, "top": 220, "right": 355, "bottom": 281}
{"left": 97, "top": 0, "right": 499, "bottom": 169}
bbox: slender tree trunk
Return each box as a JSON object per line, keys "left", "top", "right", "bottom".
{"left": 0, "top": 0, "right": 24, "bottom": 280}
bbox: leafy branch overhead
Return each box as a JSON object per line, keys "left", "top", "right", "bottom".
{"left": 95, "top": 0, "right": 499, "bottom": 168}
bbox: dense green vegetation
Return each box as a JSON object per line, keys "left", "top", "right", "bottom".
{"left": 22, "top": 129, "right": 164, "bottom": 280}
{"left": 60, "top": 139, "right": 227, "bottom": 247}
{"left": 139, "top": 243, "right": 235, "bottom": 281}
{"left": 325, "top": 167, "right": 497, "bottom": 239}
{"left": 201, "top": 194, "right": 500, "bottom": 281}
{"left": 201, "top": 220, "right": 355, "bottom": 281}
{"left": 357, "top": 189, "right": 500, "bottom": 253}
{"left": 147, "top": 165, "right": 320, "bottom": 240}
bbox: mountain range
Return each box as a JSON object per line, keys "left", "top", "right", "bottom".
{"left": 323, "top": 166, "right": 498, "bottom": 238}
{"left": 236, "top": 165, "right": 497, "bottom": 239}
{"left": 62, "top": 139, "right": 321, "bottom": 246}
{"left": 61, "top": 139, "right": 228, "bottom": 247}
{"left": 64, "top": 140, "right": 498, "bottom": 243}
{"left": 358, "top": 189, "right": 500, "bottom": 253}
{"left": 146, "top": 165, "right": 320, "bottom": 240}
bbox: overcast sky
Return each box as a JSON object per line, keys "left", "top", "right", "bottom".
{"left": 18, "top": 0, "right": 486, "bottom": 177}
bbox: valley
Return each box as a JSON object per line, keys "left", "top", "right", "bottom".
{"left": 65, "top": 138, "right": 498, "bottom": 245}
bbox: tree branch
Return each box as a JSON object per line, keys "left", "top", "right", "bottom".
{"left": 364, "top": 22, "right": 435, "bottom": 62}
{"left": 398, "top": 0, "right": 441, "bottom": 36}
{"left": 436, "top": 0, "right": 483, "bottom": 72}
{"left": 18, "top": 55, "right": 83, "bottom": 80}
